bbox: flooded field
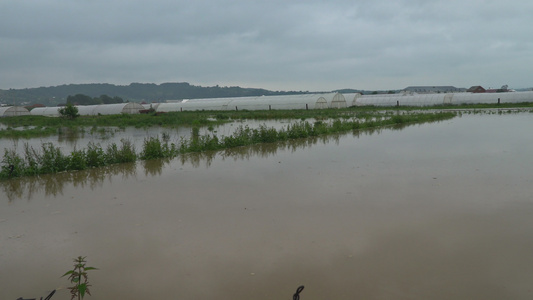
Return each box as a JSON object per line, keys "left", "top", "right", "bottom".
{"left": 0, "top": 119, "right": 301, "bottom": 156}
{"left": 1, "top": 113, "right": 533, "bottom": 300}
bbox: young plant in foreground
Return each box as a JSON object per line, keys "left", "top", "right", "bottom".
{"left": 61, "top": 256, "right": 98, "bottom": 300}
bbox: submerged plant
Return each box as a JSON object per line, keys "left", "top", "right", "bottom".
{"left": 62, "top": 256, "right": 98, "bottom": 300}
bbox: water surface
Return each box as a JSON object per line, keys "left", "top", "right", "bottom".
{"left": 1, "top": 113, "right": 533, "bottom": 300}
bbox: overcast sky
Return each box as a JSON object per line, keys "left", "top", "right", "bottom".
{"left": 1, "top": 0, "right": 532, "bottom": 91}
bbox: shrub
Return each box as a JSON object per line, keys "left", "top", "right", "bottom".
{"left": 58, "top": 103, "right": 80, "bottom": 120}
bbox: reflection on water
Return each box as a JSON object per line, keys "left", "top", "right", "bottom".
{"left": 1, "top": 117, "right": 415, "bottom": 159}
{"left": 1, "top": 120, "right": 306, "bottom": 157}
{"left": 142, "top": 159, "right": 166, "bottom": 177}
{"left": 1, "top": 163, "right": 137, "bottom": 202}
{"left": 0, "top": 122, "right": 418, "bottom": 202}
{"left": 0, "top": 128, "right": 390, "bottom": 202}
{"left": 3, "top": 113, "right": 533, "bottom": 300}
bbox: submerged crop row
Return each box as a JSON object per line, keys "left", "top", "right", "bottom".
{"left": 0, "top": 112, "right": 455, "bottom": 179}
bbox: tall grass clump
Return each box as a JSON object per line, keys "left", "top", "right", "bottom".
{"left": 68, "top": 149, "right": 88, "bottom": 171}
{"left": 104, "top": 139, "right": 137, "bottom": 164}
{"left": 0, "top": 140, "right": 138, "bottom": 180}
{"left": 86, "top": 142, "right": 106, "bottom": 168}
{"left": 38, "top": 143, "right": 70, "bottom": 173}
{"left": 140, "top": 136, "right": 178, "bottom": 160}
{"left": 0, "top": 149, "right": 25, "bottom": 178}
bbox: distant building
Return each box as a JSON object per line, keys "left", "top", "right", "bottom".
{"left": 486, "top": 85, "right": 511, "bottom": 93}
{"left": 403, "top": 86, "right": 466, "bottom": 93}
{"left": 467, "top": 86, "right": 486, "bottom": 93}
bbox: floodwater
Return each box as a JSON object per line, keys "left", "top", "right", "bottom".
{"left": 0, "top": 119, "right": 302, "bottom": 156}
{"left": 2, "top": 112, "right": 533, "bottom": 300}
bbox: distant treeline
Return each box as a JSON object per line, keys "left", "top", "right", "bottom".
{"left": 0, "top": 82, "right": 325, "bottom": 106}
{"left": 67, "top": 94, "right": 124, "bottom": 105}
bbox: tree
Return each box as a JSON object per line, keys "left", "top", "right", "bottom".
{"left": 98, "top": 94, "right": 112, "bottom": 104}
{"left": 112, "top": 96, "right": 124, "bottom": 103}
{"left": 97, "top": 94, "right": 123, "bottom": 104}
{"left": 67, "top": 94, "right": 96, "bottom": 105}
{"left": 59, "top": 102, "right": 80, "bottom": 119}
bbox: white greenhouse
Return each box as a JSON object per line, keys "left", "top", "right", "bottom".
{"left": 20, "top": 91, "right": 533, "bottom": 118}
{"left": 76, "top": 103, "right": 145, "bottom": 116}
{"left": 327, "top": 93, "right": 348, "bottom": 109}
{"left": 451, "top": 91, "right": 533, "bottom": 105}
{"left": 342, "top": 93, "right": 362, "bottom": 107}
{"left": 355, "top": 93, "right": 450, "bottom": 107}
{"left": 156, "top": 93, "right": 346, "bottom": 112}
{"left": 31, "top": 103, "right": 145, "bottom": 117}
{"left": 141, "top": 103, "right": 161, "bottom": 111}
{"left": 30, "top": 107, "right": 61, "bottom": 117}
{"left": 354, "top": 91, "right": 533, "bottom": 107}
{"left": 228, "top": 93, "right": 338, "bottom": 110}
{"left": 157, "top": 97, "right": 237, "bottom": 112}
{"left": 0, "top": 106, "right": 31, "bottom": 117}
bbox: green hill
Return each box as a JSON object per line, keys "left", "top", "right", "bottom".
{"left": 0, "top": 82, "right": 313, "bottom": 106}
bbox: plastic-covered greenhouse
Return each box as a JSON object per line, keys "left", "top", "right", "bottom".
{"left": 30, "top": 107, "right": 61, "bottom": 117}
{"left": 22, "top": 91, "right": 533, "bottom": 118}
{"left": 142, "top": 103, "right": 161, "bottom": 110}
{"left": 328, "top": 93, "right": 348, "bottom": 108}
{"left": 451, "top": 91, "right": 533, "bottom": 104}
{"left": 342, "top": 93, "right": 362, "bottom": 107}
{"left": 355, "top": 93, "right": 450, "bottom": 106}
{"left": 156, "top": 93, "right": 346, "bottom": 112}
{"left": 156, "top": 97, "right": 236, "bottom": 112}
{"left": 76, "top": 103, "right": 145, "bottom": 115}
{"left": 31, "top": 103, "right": 145, "bottom": 117}
{"left": 354, "top": 91, "right": 533, "bottom": 107}
{"left": 0, "top": 106, "right": 31, "bottom": 117}
{"left": 227, "top": 93, "right": 341, "bottom": 110}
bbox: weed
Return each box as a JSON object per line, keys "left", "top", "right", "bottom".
{"left": 161, "top": 131, "right": 171, "bottom": 142}
{"left": 61, "top": 256, "right": 98, "bottom": 300}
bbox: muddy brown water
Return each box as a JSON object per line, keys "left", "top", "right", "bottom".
{"left": 2, "top": 113, "right": 533, "bottom": 300}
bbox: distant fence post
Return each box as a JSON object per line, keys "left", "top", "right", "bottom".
{"left": 306, "top": 104, "right": 308, "bottom": 110}
{"left": 235, "top": 106, "right": 238, "bottom": 111}
{"left": 498, "top": 98, "right": 501, "bottom": 104}
{"left": 397, "top": 100, "right": 399, "bottom": 107}
{"left": 269, "top": 105, "right": 271, "bottom": 110}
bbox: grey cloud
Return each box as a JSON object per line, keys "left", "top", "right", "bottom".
{"left": 1, "top": 0, "right": 532, "bottom": 90}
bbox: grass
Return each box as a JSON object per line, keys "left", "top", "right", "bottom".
{"left": 0, "top": 111, "right": 455, "bottom": 180}
{"left": 0, "top": 112, "right": 224, "bottom": 138}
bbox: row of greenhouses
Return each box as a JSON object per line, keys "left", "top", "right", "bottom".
{"left": 155, "top": 91, "right": 533, "bottom": 111}
{"left": 2, "top": 91, "right": 533, "bottom": 117}
{"left": 155, "top": 93, "right": 349, "bottom": 112}
{"left": 353, "top": 91, "right": 533, "bottom": 106}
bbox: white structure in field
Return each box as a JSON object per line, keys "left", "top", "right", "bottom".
{"left": 0, "top": 106, "right": 31, "bottom": 117}
{"left": 30, "top": 103, "right": 145, "bottom": 117}
{"left": 156, "top": 93, "right": 347, "bottom": 112}
{"left": 23, "top": 91, "right": 533, "bottom": 117}
{"left": 353, "top": 91, "right": 533, "bottom": 107}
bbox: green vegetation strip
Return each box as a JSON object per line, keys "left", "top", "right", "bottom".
{"left": 1, "top": 111, "right": 455, "bottom": 180}
{"left": 1, "top": 103, "right": 532, "bottom": 139}
{"left": 0, "top": 112, "right": 224, "bottom": 139}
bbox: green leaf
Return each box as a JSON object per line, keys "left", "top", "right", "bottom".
{"left": 61, "top": 270, "right": 74, "bottom": 277}
{"left": 84, "top": 267, "right": 98, "bottom": 271}
{"left": 79, "top": 283, "right": 87, "bottom": 298}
